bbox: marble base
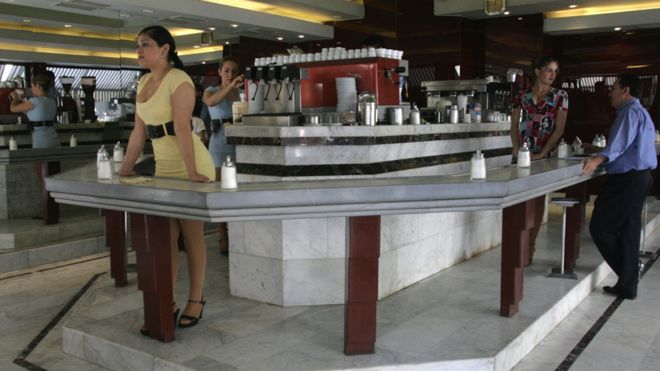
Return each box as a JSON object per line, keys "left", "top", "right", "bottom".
{"left": 229, "top": 210, "right": 502, "bottom": 306}
{"left": 60, "top": 205, "right": 646, "bottom": 370}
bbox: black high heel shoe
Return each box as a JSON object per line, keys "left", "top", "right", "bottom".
{"left": 140, "top": 303, "right": 179, "bottom": 336}
{"left": 177, "top": 298, "right": 206, "bottom": 328}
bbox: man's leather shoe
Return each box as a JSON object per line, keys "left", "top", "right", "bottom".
{"left": 603, "top": 285, "right": 637, "bottom": 300}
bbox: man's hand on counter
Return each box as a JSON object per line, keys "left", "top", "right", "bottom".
{"left": 581, "top": 155, "right": 606, "bottom": 176}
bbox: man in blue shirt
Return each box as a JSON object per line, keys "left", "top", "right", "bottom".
{"left": 582, "top": 75, "right": 657, "bottom": 300}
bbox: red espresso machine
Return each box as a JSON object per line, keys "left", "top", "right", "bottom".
{"left": 243, "top": 57, "right": 408, "bottom": 126}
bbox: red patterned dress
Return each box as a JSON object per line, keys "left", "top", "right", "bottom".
{"left": 513, "top": 88, "right": 569, "bottom": 155}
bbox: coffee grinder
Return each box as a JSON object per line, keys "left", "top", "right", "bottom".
{"left": 59, "top": 76, "right": 78, "bottom": 123}
{"left": 80, "top": 76, "right": 97, "bottom": 122}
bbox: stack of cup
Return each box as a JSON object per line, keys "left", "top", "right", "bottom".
{"left": 335, "top": 77, "right": 357, "bottom": 113}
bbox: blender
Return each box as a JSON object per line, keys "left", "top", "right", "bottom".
{"left": 59, "top": 76, "right": 78, "bottom": 123}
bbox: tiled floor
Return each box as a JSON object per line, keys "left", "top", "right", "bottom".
{"left": 1, "top": 204, "right": 659, "bottom": 370}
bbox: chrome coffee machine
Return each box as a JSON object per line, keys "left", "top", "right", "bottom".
{"left": 59, "top": 76, "right": 78, "bottom": 123}
{"left": 421, "top": 79, "right": 514, "bottom": 123}
{"left": 80, "top": 76, "right": 96, "bottom": 122}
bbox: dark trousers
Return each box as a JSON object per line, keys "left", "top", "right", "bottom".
{"left": 589, "top": 170, "right": 652, "bottom": 296}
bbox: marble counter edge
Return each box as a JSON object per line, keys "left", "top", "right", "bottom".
{"left": 45, "top": 159, "right": 596, "bottom": 222}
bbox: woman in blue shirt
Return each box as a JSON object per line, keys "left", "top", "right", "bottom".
{"left": 203, "top": 57, "right": 244, "bottom": 176}
{"left": 202, "top": 57, "right": 244, "bottom": 255}
{"left": 9, "top": 73, "right": 60, "bottom": 148}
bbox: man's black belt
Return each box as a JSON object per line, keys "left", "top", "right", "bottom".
{"left": 211, "top": 118, "right": 232, "bottom": 132}
{"left": 31, "top": 120, "right": 54, "bottom": 127}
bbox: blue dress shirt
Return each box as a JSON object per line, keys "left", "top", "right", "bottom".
{"left": 599, "top": 98, "right": 657, "bottom": 174}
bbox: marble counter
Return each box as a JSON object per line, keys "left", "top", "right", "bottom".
{"left": 45, "top": 159, "right": 601, "bottom": 351}
{"left": 223, "top": 122, "right": 516, "bottom": 306}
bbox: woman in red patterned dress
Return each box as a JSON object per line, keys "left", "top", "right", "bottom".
{"left": 510, "top": 55, "right": 569, "bottom": 265}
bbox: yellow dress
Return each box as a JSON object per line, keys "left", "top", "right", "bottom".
{"left": 136, "top": 68, "right": 215, "bottom": 180}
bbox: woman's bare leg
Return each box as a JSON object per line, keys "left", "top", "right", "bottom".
{"left": 178, "top": 218, "right": 207, "bottom": 325}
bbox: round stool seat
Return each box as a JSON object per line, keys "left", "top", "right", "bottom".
{"left": 551, "top": 197, "right": 579, "bottom": 208}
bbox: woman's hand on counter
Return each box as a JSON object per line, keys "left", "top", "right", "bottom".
{"left": 189, "top": 172, "right": 211, "bottom": 183}
{"left": 117, "top": 168, "right": 136, "bottom": 177}
{"left": 531, "top": 153, "right": 546, "bottom": 161}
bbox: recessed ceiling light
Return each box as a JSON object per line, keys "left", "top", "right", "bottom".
{"left": 504, "top": 11, "right": 510, "bottom": 15}
{"left": 298, "top": 34, "right": 305, "bottom": 38}
{"left": 614, "top": 26, "right": 622, "bottom": 31}
{"left": 208, "top": 27, "right": 216, "bottom": 31}
{"left": 225, "top": 41, "right": 230, "bottom": 44}
{"left": 202, "top": 61, "right": 207, "bottom": 64}
{"left": 276, "top": 36, "right": 283, "bottom": 41}
{"left": 119, "top": 13, "right": 130, "bottom": 18}
{"left": 517, "top": 17, "right": 523, "bottom": 21}
{"left": 231, "top": 24, "right": 238, "bottom": 28}
{"left": 193, "top": 45, "right": 200, "bottom": 48}
{"left": 568, "top": 4, "right": 578, "bottom": 8}
{"left": 22, "top": 19, "right": 31, "bottom": 23}
{"left": 64, "top": 24, "right": 72, "bottom": 28}
{"left": 142, "top": 9, "right": 153, "bottom": 14}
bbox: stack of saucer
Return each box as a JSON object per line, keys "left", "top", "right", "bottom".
{"left": 335, "top": 77, "right": 357, "bottom": 113}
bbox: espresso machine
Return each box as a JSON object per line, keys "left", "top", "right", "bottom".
{"left": 80, "top": 76, "right": 96, "bottom": 122}
{"left": 242, "top": 57, "right": 407, "bottom": 126}
{"left": 59, "top": 76, "right": 78, "bottom": 123}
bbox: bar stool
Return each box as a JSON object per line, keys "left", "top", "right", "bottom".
{"left": 548, "top": 197, "right": 579, "bottom": 279}
{"left": 640, "top": 197, "right": 656, "bottom": 260}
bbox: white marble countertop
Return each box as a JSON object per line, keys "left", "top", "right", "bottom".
{"left": 45, "top": 158, "right": 599, "bottom": 222}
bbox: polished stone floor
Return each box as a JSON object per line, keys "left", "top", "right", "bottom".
{"left": 1, "top": 201, "right": 659, "bottom": 370}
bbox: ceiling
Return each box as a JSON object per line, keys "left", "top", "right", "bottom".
{"left": 2, "top": 0, "right": 660, "bottom": 67}
{"left": 0, "top": 0, "right": 364, "bottom": 66}
{"left": 434, "top": 0, "right": 660, "bottom": 34}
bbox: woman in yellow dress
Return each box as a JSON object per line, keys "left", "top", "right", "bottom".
{"left": 118, "top": 25, "right": 214, "bottom": 330}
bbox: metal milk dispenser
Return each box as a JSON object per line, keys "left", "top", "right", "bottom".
{"left": 357, "top": 91, "right": 377, "bottom": 126}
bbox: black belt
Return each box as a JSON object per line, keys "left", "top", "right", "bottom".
{"left": 31, "top": 120, "right": 54, "bottom": 127}
{"left": 146, "top": 121, "right": 195, "bottom": 139}
{"left": 211, "top": 118, "right": 232, "bottom": 132}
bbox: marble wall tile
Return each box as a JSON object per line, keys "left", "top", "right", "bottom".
{"left": 326, "top": 217, "right": 346, "bottom": 259}
{"left": 282, "top": 258, "right": 345, "bottom": 306}
{"left": 229, "top": 252, "right": 284, "bottom": 305}
{"left": 282, "top": 219, "right": 329, "bottom": 260}
{"left": 378, "top": 249, "right": 399, "bottom": 297}
{"left": 236, "top": 220, "right": 283, "bottom": 259}
{"left": 238, "top": 145, "right": 285, "bottom": 164}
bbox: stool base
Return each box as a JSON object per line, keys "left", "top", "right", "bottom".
{"left": 547, "top": 267, "right": 578, "bottom": 279}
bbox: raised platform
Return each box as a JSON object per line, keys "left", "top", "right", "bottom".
{"left": 60, "top": 201, "right": 658, "bottom": 370}
{"left": 0, "top": 205, "right": 106, "bottom": 273}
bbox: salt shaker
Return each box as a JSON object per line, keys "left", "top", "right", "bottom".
{"left": 470, "top": 149, "right": 487, "bottom": 180}
{"left": 220, "top": 155, "right": 238, "bottom": 189}
{"left": 592, "top": 135, "right": 600, "bottom": 147}
{"left": 572, "top": 137, "right": 583, "bottom": 155}
{"left": 97, "top": 151, "right": 113, "bottom": 180}
{"left": 113, "top": 141, "right": 124, "bottom": 162}
{"left": 557, "top": 138, "right": 569, "bottom": 159}
{"left": 9, "top": 136, "right": 18, "bottom": 151}
{"left": 517, "top": 143, "right": 531, "bottom": 168}
{"left": 69, "top": 134, "right": 77, "bottom": 147}
{"left": 17, "top": 116, "right": 22, "bottom": 125}
{"left": 599, "top": 134, "right": 606, "bottom": 148}
{"left": 97, "top": 145, "right": 107, "bottom": 169}
{"left": 409, "top": 103, "right": 421, "bottom": 125}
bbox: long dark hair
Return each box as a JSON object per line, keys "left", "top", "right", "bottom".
{"left": 531, "top": 55, "right": 559, "bottom": 72}
{"left": 138, "top": 25, "right": 184, "bottom": 69}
